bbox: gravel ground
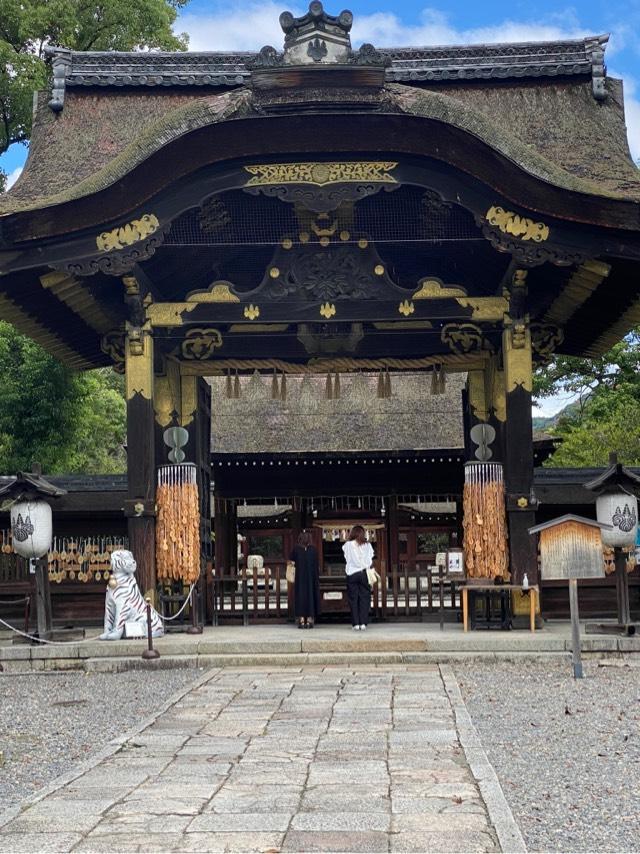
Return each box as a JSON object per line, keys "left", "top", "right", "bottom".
{"left": 455, "top": 660, "right": 640, "bottom": 853}
{"left": 0, "top": 668, "right": 202, "bottom": 813}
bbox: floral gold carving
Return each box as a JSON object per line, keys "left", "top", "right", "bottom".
{"left": 243, "top": 304, "right": 260, "bottom": 320}
{"left": 320, "top": 302, "right": 336, "bottom": 319}
{"left": 485, "top": 206, "right": 549, "bottom": 242}
{"left": 147, "top": 303, "right": 196, "bottom": 326}
{"left": 455, "top": 297, "right": 509, "bottom": 321}
{"left": 412, "top": 278, "right": 467, "bottom": 299}
{"left": 181, "top": 328, "right": 223, "bottom": 360}
{"left": 441, "top": 323, "right": 486, "bottom": 355}
{"left": 531, "top": 322, "right": 564, "bottom": 361}
{"left": 398, "top": 300, "right": 415, "bottom": 317}
{"left": 244, "top": 162, "right": 398, "bottom": 187}
{"left": 503, "top": 323, "right": 532, "bottom": 393}
{"left": 96, "top": 214, "right": 160, "bottom": 252}
{"left": 186, "top": 282, "right": 240, "bottom": 303}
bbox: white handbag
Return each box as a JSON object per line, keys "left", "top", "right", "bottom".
{"left": 366, "top": 567, "right": 380, "bottom": 586}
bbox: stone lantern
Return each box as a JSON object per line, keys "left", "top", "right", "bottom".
{"left": 0, "top": 465, "right": 65, "bottom": 639}
{"left": 584, "top": 452, "right": 640, "bottom": 635}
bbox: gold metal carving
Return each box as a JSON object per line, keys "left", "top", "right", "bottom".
{"left": 398, "top": 300, "right": 415, "bottom": 317}
{"left": 244, "top": 162, "right": 398, "bottom": 187}
{"left": 125, "top": 327, "right": 153, "bottom": 400}
{"left": 374, "top": 265, "right": 385, "bottom": 276}
{"left": 229, "top": 324, "right": 289, "bottom": 333}
{"left": 186, "top": 282, "right": 240, "bottom": 303}
{"left": 101, "top": 330, "right": 126, "bottom": 374}
{"left": 180, "top": 374, "right": 198, "bottom": 427}
{"left": 96, "top": 214, "right": 160, "bottom": 252}
{"left": 181, "top": 328, "right": 223, "bottom": 360}
{"left": 503, "top": 323, "right": 533, "bottom": 393}
{"left": 441, "top": 323, "right": 486, "bottom": 355}
{"left": 412, "top": 278, "right": 467, "bottom": 299}
{"left": 455, "top": 297, "right": 509, "bottom": 321}
{"left": 121, "top": 276, "right": 140, "bottom": 296}
{"left": 485, "top": 205, "right": 549, "bottom": 243}
{"left": 153, "top": 359, "right": 181, "bottom": 428}
{"left": 147, "top": 303, "right": 196, "bottom": 327}
{"left": 243, "top": 304, "right": 260, "bottom": 320}
{"left": 531, "top": 323, "right": 564, "bottom": 360}
{"left": 320, "top": 303, "right": 336, "bottom": 319}
{"left": 374, "top": 321, "right": 433, "bottom": 330}
{"left": 485, "top": 206, "right": 549, "bottom": 242}
{"left": 467, "top": 370, "right": 488, "bottom": 423}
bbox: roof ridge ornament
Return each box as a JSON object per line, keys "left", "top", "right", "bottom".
{"left": 280, "top": 1, "right": 353, "bottom": 64}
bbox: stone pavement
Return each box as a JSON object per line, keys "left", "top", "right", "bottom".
{"left": 0, "top": 665, "right": 523, "bottom": 853}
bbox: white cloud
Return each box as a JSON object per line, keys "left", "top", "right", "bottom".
{"left": 178, "top": 4, "right": 591, "bottom": 52}
{"left": 5, "top": 167, "right": 22, "bottom": 190}
{"left": 177, "top": 4, "right": 640, "bottom": 162}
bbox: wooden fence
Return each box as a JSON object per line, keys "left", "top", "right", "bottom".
{"left": 211, "top": 561, "right": 463, "bottom": 625}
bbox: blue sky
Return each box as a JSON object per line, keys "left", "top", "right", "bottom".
{"left": 2, "top": 0, "right": 638, "bottom": 415}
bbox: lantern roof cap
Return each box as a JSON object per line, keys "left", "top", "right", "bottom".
{"left": 583, "top": 451, "right": 640, "bottom": 495}
{"left": 528, "top": 514, "right": 612, "bottom": 535}
{"left": 0, "top": 470, "right": 66, "bottom": 501}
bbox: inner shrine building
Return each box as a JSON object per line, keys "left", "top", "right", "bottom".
{"left": 1, "top": 2, "right": 640, "bottom": 609}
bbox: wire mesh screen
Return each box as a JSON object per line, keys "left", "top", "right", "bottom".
{"left": 164, "top": 185, "right": 482, "bottom": 247}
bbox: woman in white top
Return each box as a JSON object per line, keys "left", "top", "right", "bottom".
{"left": 342, "top": 525, "right": 374, "bottom": 631}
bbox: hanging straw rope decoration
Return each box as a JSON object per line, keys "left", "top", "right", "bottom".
{"left": 462, "top": 462, "right": 509, "bottom": 579}
{"left": 156, "top": 463, "right": 201, "bottom": 583}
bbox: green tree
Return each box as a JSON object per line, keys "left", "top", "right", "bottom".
{"left": 0, "top": 0, "right": 189, "bottom": 182}
{"left": 535, "top": 330, "right": 640, "bottom": 467}
{"left": 0, "top": 321, "right": 126, "bottom": 474}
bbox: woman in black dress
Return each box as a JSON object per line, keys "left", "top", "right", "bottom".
{"left": 289, "top": 530, "right": 320, "bottom": 629}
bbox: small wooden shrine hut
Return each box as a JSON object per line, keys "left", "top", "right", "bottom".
{"left": 1, "top": 3, "right": 640, "bottom": 616}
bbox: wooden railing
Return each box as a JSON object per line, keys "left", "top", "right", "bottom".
{"left": 210, "top": 562, "right": 462, "bottom": 625}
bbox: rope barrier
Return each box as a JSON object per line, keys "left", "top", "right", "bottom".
{"left": 0, "top": 617, "right": 103, "bottom": 645}
{"left": 159, "top": 584, "right": 196, "bottom": 622}
{"left": 0, "top": 582, "right": 197, "bottom": 644}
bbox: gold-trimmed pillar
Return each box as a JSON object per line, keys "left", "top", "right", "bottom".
{"left": 502, "top": 319, "right": 537, "bottom": 583}
{"left": 124, "top": 323, "right": 156, "bottom": 596}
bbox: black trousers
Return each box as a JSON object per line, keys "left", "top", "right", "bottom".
{"left": 346, "top": 570, "right": 371, "bottom": 626}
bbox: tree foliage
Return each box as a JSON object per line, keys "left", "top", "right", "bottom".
{"left": 0, "top": 0, "right": 189, "bottom": 180}
{"left": 535, "top": 330, "right": 640, "bottom": 467}
{"left": 0, "top": 321, "right": 126, "bottom": 474}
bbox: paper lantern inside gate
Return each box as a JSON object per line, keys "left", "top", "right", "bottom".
{"left": 528, "top": 515, "right": 610, "bottom": 580}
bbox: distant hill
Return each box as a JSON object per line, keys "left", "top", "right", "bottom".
{"left": 533, "top": 401, "right": 580, "bottom": 433}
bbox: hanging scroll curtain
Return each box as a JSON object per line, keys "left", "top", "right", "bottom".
{"left": 156, "top": 463, "right": 200, "bottom": 583}
{"left": 462, "top": 462, "right": 509, "bottom": 579}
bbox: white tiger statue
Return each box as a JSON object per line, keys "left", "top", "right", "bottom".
{"left": 100, "top": 550, "right": 164, "bottom": 640}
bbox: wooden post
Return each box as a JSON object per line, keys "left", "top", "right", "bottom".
{"left": 614, "top": 547, "right": 631, "bottom": 626}
{"left": 125, "top": 324, "right": 156, "bottom": 597}
{"left": 568, "top": 578, "right": 583, "bottom": 679}
{"left": 34, "top": 557, "right": 52, "bottom": 639}
{"left": 503, "top": 320, "right": 537, "bottom": 584}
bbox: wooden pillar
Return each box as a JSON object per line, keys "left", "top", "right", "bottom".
{"left": 387, "top": 494, "right": 399, "bottom": 573}
{"left": 124, "top": 323, "right": 156, "bottom": 597}
{"left": 503, "top": 320, "right": 537, "bottom": 584}
{"left": 214, "top": 492, "right": 229, "bottom": 575}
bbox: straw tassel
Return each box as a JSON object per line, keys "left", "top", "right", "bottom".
{"left": 225, "top": 370, "right": 233, "bottom": 399}
{"left": 333, "top": 373, "right": 340, "bottom": 399}
{"left": 271, "top": 369, "right": 279, "bottom": 400}
{"left": 156, "top": 463, "right": 200, "bottom": 583}
{"left": 377, "top": 371, "right": 385, "bottom": 398}
{"left": 280, "top": 372, "right": 287, "bottom": 401}
{"left": 384, "top": 369, "right": 391, "bottom": 398}
{"left": 233, "top": 371, "right": 240, "bottom": 398}
{"left": 325, "top": 373, "right": 333, "bottom": 400}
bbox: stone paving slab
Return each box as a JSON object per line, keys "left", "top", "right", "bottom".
{"left": 0, "top": 665, "right": 525, "bottom": 853}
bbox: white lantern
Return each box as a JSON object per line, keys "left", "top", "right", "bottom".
{"left": 10, "top": 499, "right": 52, "bottom": 559}
{"left": 596, "top": 492, "right": 638, "bottom": 548}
